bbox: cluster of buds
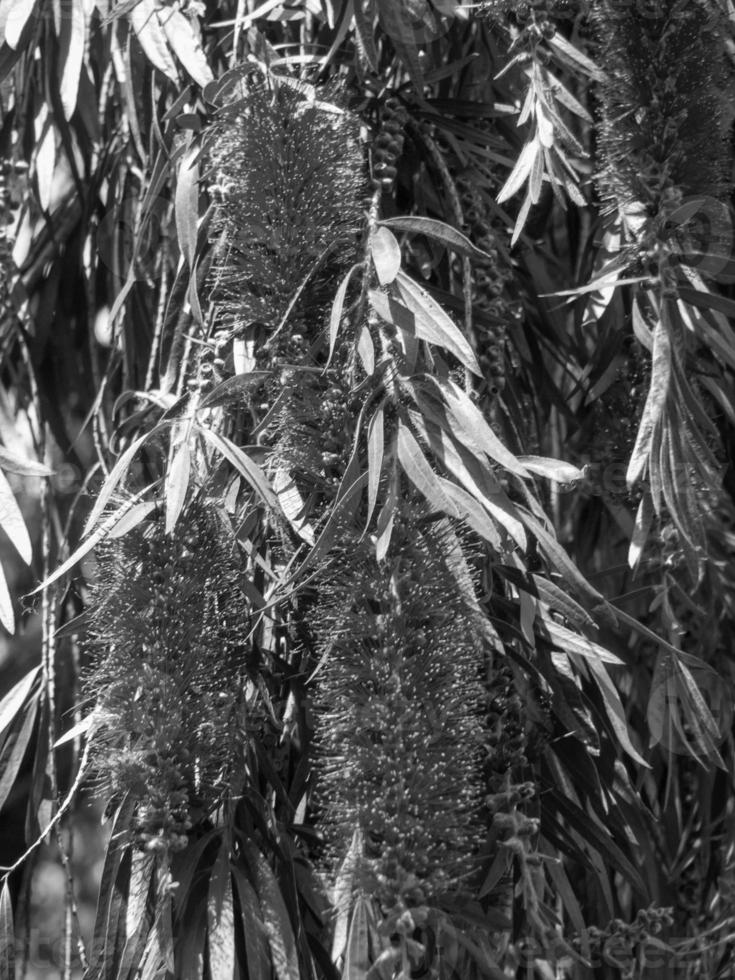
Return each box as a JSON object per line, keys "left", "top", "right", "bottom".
{"left": 372, "top": 96, "right": 408, "bottom": 195}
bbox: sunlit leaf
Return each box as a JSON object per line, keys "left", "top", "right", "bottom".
{"left": 0, "top": 882, "right": 14, "bottom": 980}
{"left": 371, "top": 227, "right": 402, "bottom": 286}
{"left": 208, "top": 837, "right": 236, "bottom": 980}
{"left": 366, "top": 401, "right": 385, "bottom": 529}
{"left": 0, "top": 665, "right": 40, "bottom": 740}
{"left": 160, "top": 6, "right": 213, "bottom": 87}
{"left": 379, "top": 215, "right": 493, "bottom": 261}
{"left": 627, "top": 308, "right": 672, "bottom": 488}
{"left": 243, "top": 842, "right": 299, "bottom": 980}
{"left": 0, "top": 468, "right": 32, "bottom": 564}
{"left": 0, "top": 564, "right": 13, "bottom": 635}
{"left": 396, "top": 421, "right": 460, "bottom": 518}
{"left": 343, "top": 895, "right": 370, "bottom": 980}
{"left": 328, "top": 263, "right": 361, "bottom": 366}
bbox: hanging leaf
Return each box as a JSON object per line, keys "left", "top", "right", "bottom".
{"left": 176, "top": 902, "right": 206, "bottom": 980}
{"left": 517, "top": 455, "right": 583, "bottom": 484}
{"left": 0, "top": 882, "right": 14, "bottom": 980}
{"left": 3, "top": 0, "right": 35, "bottom": 49}
{"left": 627, "top": 306, "right": 672, "bottom": 488}
{"left": 437, "top": 477, "right": 502, "bottom": 549}
{"left": 243, "top": 843, "right": 300, "bottom": 980}
{"left": 520, "top": 510, "right": 608, "bottom": 614}
{"left": 585, "top": 654, "right": 650, "bottom": 768}
{"left": 497, "top": 138, "right": 539, "bottom": 204}
{"left": 374, "top": 466, "right": 397, "bottom": 562}
{"left": 343, "top": 895, "right": 370, "bottom": 980}
{"left": 370, "top": 227, "right": 402, "bottom": 286}
{"left": 375, "top": 0, "right": 424, "bottom": 92}
{"left": 165, "top": 435, "right": 192, "bottom": 535}
{"left": 0, "top": 694, "right": 39, "bottom": 811}
{"left": 159, "top": 7, "right": 213, "bottom": 87}
{"left": 357, "top": 325, "right": 375, "bottom": 375}
{"left": 129, "top": 0, "right": 178, "bottom": 81}
{"left": 422, "top": 377, "right": 530, "bottom": 477}
{"left": 208, "top": 837, "right": 236, "bottom": 980}
{"left": 393, "top": 271, "right": 482, "bottom": 375}
{"left": 378, "top": 215, "right": 492, "bottom": 261}
{"left": 273, "top": 468, "right": 316, "bottom": 545}
{"left": 331, "top": 829, "right": 361, "bottom": 963}
{"left": 0, "top": 468, "right": 32, "bottom": 566}
{"left": 0, "top": 565, "right": 13, "bottom": 635}
{"left": 200, "top": 428, "right": 279, "bottom": 509}
{"left": 0, "top": 665, "right": 40, "bottom": 740}
{"left": 175, "top": 142, "right": 200, "bottom": 271}
{"left": 108, "top": 501, "right": 158, "bottom": 540}
{"left": 58, "top": 0, "right": 85, "bottom": 119}
{"left": 396, "top": 422, "right": 460, "bottom": 518}
{"left": 84, "top": 428, "right": 165, "bottom": 534}
{"left": 0, "top": 448, "right": 52, "bottom": 478}
{"left": 328, "top": 263, "right": 361, "bottom": 366}
{"left": 232, "top": 864, "right": 270, "bottom": 980}
{"left": 353, "top": 0, "right": 379, "bottom": 69}
{"left": 366, "top": 402, "right": 385, "bottom": 529}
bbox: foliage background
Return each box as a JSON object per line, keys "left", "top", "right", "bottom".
{"left": 0, "top": 0, "right": 734, "bottom": 978}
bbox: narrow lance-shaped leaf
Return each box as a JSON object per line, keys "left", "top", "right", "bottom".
{"left": 243, "top": 843, "right": 299, "bottom": 980}
{"left": 59, "top": 0, "right": 85, "bottom": 119}
{"left": 0, "top": 564, "right": 13, "bottom": 634}
{"left": 0, "top": 467, "right": 32, "bottom": 565}
{"left": 200, "top": 428, "right": 279, "bottom": 509}
{"left": 396, "top": 421, "right": 460, "bottom": 518}
{"left": 584, "top": 653, "right": 650, "bottom": 768}
{"left": 208, "top": 836, "right": 236, "bottom": 980}
{"left": 372, "top": 271, "right": 481, "bottom": 375}
{"left": 165, "top": 433, "right": 192, "bottom": 535}
{"left": 328, "top": 263, "right": 361, "bottom": 366}
{"left": 0, "top": 448, "right": 52, "bottom": 477}
{"left": 231, "top": 863, "right": 270, "bottom": 980}
{"left": 627, "top": 306, "right": 672, "bottom": 488}
{"left": 3, "top": 0, "right": 36, "bottom": 49}
{"left": 497, "top": 138, "right": 539, "bottom": 204}
{"left": 160, "top": 6, "right": 213, "bottom": 87}
{"left": 378, "top": 215, "right": 493, "bottom": 261}
{"left": 343, "top": 896, "right": 370, "bottom": 980}
{"left": 366, "top": 401, "right": 385, "bottom": 529}
{"left": 0, "top": 694, "right": 39, "bottom": 811}
{"left": 0, "top": 665, "right": 40, "bottom": 739}
{"left": 175, "top": 142, "right": 200, "bottom": 270}
{"left": 129, "top": 0, "right": 178, "bottom": 81}
{"left": 0, "top": 882, "right": 14, "bottom": 980}
{"left": 425, "top": 377, "right": 530, "bottom": 477}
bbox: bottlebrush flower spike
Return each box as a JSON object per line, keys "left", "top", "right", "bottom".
{"left": 314, "top": 517, "right": 488, "bottom": 912}
{"left": 594, "top": 0, "right": 730, "bottom": 219}
{"left": 207, "top": 79, "right": 364, "bottom": 346}
{"left": 84, "top": 500, "right": 256, "bottom": 853}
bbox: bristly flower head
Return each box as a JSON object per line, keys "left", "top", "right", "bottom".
{"left": 594, "top": 0, "right": 730, "bottom": 220}
{"left": 313, "top": 518, "right": 488, "bottom": 912}
{"left": 208, "top": 79, "right": 364, "bottom": 345}
{"left": 85, "top": 501, "right": 256, "bottom": 853}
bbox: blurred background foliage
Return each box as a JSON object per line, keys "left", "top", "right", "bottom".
{"left": 1, "top": 0, "right": 735, "bottom": 978}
